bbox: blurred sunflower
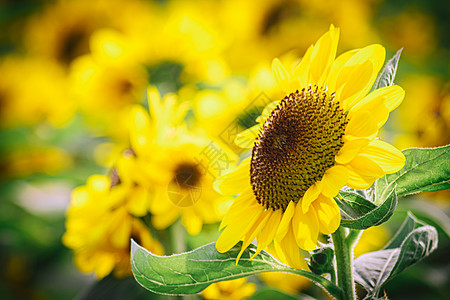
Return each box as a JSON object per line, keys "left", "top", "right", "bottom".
{"left": 63, "top": 175, "right": 163, "bottom": 279}
{"left": 116, "top": 87, "right": 237, "bottom": 235}
{"left": 201, "top": 278, "right": 256, "bottom": 300}
{"left": 214, "top": 25, "right": 406, "bottom": 269}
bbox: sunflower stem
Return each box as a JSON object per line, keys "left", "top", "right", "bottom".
{"left": 332, "top": 226, "right": 356, "bottom": 300}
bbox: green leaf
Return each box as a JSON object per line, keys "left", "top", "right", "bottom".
{"left": 353, "top": 213, "right": 438, "bottom": 299}
{"left": 338, "top": 190, "right": 376, "bottom": 220}
{"left": 248, "top": 288, "right": 298, "bottom": 300}
{"left": 131, "top": 240, "right": 343, "bottom": 299}
{"left": 371, "top": 48, "right": 402, "bottom": 91}
{"left": 308, "top": 247, "right": 335, "bottom": 276}
{"left": 337, "top": 189, "right": 398, "bottom": 230}
{"left": 375, "top": 145, "right": 450, "bottom": 204}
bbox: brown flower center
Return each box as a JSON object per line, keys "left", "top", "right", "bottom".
{"left": 250, "top": 86, "right": 348, "bottom": 211}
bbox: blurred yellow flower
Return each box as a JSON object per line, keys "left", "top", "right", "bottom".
{"left": 259, "top": 272, "right": 310, "bottom": 295}
{"left": 201, "top": 278, "right": 256, "bottom": 300}
{"left": 0, "top": 146, "right": 72, "bottom": 179}
{"left": 214, "top": 25, "right": 405, "bottom": 269}
{"left": 394, "top": 74, "right": 450, "bottom": 149}
{"left": 63, "top": 175, "right": 163, "bottom": 279}
{"left": 0, "top": 57, "right": 74, "bottom": 128}
{"left": 120, "top": 87, "right": 237, "bottom": 235}
{"left": 354, "top": 225, "right": 390, "bottom": 258}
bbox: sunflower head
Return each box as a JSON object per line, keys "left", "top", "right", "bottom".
{"left": 214, "top": 25, "right": 406, "bottom": 269}
{"left": 251, "top": 86, "right": 348, "bottom": 211}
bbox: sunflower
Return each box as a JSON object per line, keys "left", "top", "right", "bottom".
{"left": 214, "top": 25, "right": 406, "bottom": 269}
{"left": 62, "top": 175, "right": 163, "bottom": 279}
{"left": 118, "top": 87, "right": 237, "bottom": 235}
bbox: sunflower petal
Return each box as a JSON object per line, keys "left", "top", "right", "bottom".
{"left": 235, "top": 124, "right": 261, "bottom": 148}
{"left": 275, "top": 226, "right": 309, "bottom": 270}
{"left": 302, "top": 181, "right": 322, "bottom": 213}
{"left": 216, "top": 203, "right": 264, "bottom": 253}
{"left": 214, "top": 158, "right": 251, "bottom": 195}
{"left": 275, "top": 201, "right": 296, "bottom": 241}
{"left": 335, "top": 45, "right": 386, "bottom": 110}
{"left": 345, "top": 110, "right": 378, "bottom": 139}
{"left": 309, "top": 25, "right": 340, "bottom": 86}
{"left": 321, "top": 165, "right": 349, "bottom": 197}
{"left": 312, "top": 195, "right": 341, "bottom": 235}
{"left": 359, "top": 139, "right": 406, "bottom": 173}
{"left": 292, "top": 45, "right": 313, "bottom": 87}
{"left": 335, "top": 138, "right": 370, "bottom": 164}
{"left": 256, "top": 101, "right": 280, "bottom": 123}
{"left": 292, "top": 203, "right": 319, "bottom": 251}
{"left": 272, "top": 58, "right": 291, "bottom": 93}
{"left": 345, "top": 154, "right": 385, "bottom": 189}
{"left": 251, "top": 210, "right": 282, "bottom": 259}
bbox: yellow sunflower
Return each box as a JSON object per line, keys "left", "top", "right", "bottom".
{"left": 117, "top": 87, "right": 237, "bottom": 235}
{"left": 63, "top": 174, "right": 163, "bottom": 279}
{"left": 214, "top": 25, "right": 406, "bottom": 269}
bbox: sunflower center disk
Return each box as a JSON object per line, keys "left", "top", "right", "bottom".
{"left": 250, "top": 86, "right": 348, "bottom": 212}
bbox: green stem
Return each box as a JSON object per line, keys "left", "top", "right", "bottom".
{"left": 332, "top": 226, "right": 356, "bottom": 300}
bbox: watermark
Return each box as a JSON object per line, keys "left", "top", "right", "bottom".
{"left": 167, "top": 92, "right": 274, "bottom": 207}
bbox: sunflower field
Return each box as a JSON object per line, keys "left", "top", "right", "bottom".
{"left": 0, "top": 0, "right": 449, "bottom": 299}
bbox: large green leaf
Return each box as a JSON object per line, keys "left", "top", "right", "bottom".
{"left": 375, "top": 145, "right": 450, "bottom": 204}
{"left": 371, "top": 48, "right": 402, "bottom": 91}
{"left": 353, "top": 213, "right": 438, "bottom": 299}
{"left": 131, "top": 240, "right": 342, "bottom": 299}
{"left": 337, "top": 189, "right": 397, "bottom": 230}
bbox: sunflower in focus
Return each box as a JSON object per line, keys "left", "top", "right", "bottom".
{"left": 214, "top": 25, "right": 406, "bottom": 269}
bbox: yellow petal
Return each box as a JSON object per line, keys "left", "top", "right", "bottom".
{"left": 292, "top": 203, "right": 319, "bottom": 251}
{"left": 152, "top": 208, "right": 179, "bottom": 230}
{"left": 275, "top": 201, "right": 296, "bottom": 241}
{"left": 292, "top": 45, "right": 313, "bottom": 87}
{"left": 181, "top": 210, "right": 203, "bottom": 235}
{"left": 321, "top": 165, "right": 349, "bottom": 197}
{"left": 345, "top": 154, "right": 385, "bottom": 189}
{"left": 219, "top": 188, "right": 254, "bottom": 231}
{"left": 251, "top": 210, "right": 282, "bottom": 259}
{"left": 130, "top": 105, "right": 152, "bottom": 155}
{"left": 256, "top": 101, "right": 280, "bottom": 123}
{"left": 147, "top": 86, "right": 161, "bottom": 119}
{"left": 345, "top": 110, "right": 378, "bottom": 140}
{"left": 302, "top": 181, "right": 322, "bottom": 213}
{"left": 127, "top": 185, "right": 149, "bottom": 217}
{"left": 348, "top": 95, "right": 389, "bottom": 128}
{"left": 236, "top": 212, "right": 270, "bottom": 262}
{"left": 235, "top": 124, "right": 261, "bottom": 148}
{"left": 275, "top": 226, "right": 309, "bottom": 270}
{"left": 214, "top": 157, "right": 251, "bottom": 195}
{"left": 272, "top": 58, "right": 291, "bottom": 93}
{"left": 335, "top": 45, "right": 386, "bottom": 110}
{"left": 216, "top": 203, "right": 264, "bottom": 253}
{"left": 359, "top": 140, "right": 406, "bottom": 174}
{"left": 312, "top": 195, "right": 341, "bottom": 235}
{"left": 309, "top": 24, "right": 340, "bottom": 86}
{"left": 335, "top": 138, "right": 370, "bottom": 164}
{"left": 327, "top": 49, "right": 359, "bottom": 93}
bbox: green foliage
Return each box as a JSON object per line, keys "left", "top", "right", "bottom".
{"left": 131, "top": 240, "right": 343, "bottom": 298}
{"left": 353, "top": 213, "right": 438, "bottom": 299}
{"left": 375, "top": 145, "right": 450, "bottom": 204}
{"left": 308, "top": 247, "right": 335, "bottom": 276}
{"left": 338, "top": 189, "right": 397, "bottom": 230}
